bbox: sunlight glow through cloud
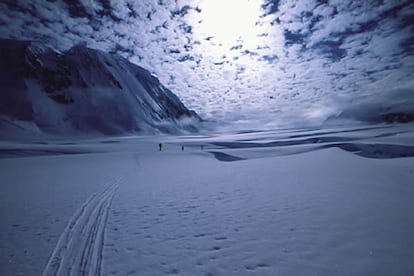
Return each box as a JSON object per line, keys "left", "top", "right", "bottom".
{"left": 194, "top": 0, "right": 263, "bottom": 50}
{"left": 0, "top": 0, "right": 413, "bottom": 128}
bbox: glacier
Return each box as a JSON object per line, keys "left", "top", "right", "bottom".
{"left": 1, "top": 125, "right": 414, "bottom": 275}
{"left": 1, "top": 40, "right": 414, "bottom": 276}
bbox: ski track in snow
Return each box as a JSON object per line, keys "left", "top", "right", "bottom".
{"left": 42, "top": 177, "right": 121, "bottom": 276}
{"left": 1, "top": 125, "right": 414, "bottom": 275}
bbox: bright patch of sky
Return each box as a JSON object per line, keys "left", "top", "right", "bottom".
{"left": 0, "top": 0, "right": 413, "bottom": 127}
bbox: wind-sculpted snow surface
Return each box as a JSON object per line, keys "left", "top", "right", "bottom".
{"left": 195, "top": 125, "right": 414, "bottom": 161}
{"left": 0, "top": 39, "right": 200, "bottom": 136}
{"left": 1, "top": 124, "right": 414, "bottom": 275}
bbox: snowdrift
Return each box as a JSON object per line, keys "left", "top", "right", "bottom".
{"left": 1, "top": 125, "right": 414, "bottom": 275}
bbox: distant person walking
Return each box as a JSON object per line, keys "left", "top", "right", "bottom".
{"left": 159, "top": 143, "right": 162, "bottom": 151}
{"left": 181, "top": 145, "right": 184, "bottom": 151}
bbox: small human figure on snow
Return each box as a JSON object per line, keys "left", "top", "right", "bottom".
{"left": 181, "top": 145, "right": 184, "bottom": 151}
{"left": 159, "top": 143, "right": 162, "bottom": 151}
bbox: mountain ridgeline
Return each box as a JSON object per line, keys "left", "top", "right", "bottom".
{"left": 0, "top": 39, "right": 200, "bottom": 135}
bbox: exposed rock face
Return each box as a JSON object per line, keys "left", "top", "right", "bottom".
{"left": 0, "top": 39, "right": 200, "bottom": 135}
{"left": 380, "top": 112, "right": 414, "bottom": 123}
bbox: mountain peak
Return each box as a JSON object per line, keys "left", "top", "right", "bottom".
{"left": 0, "top": 39, "right": 200, "bottom": 136}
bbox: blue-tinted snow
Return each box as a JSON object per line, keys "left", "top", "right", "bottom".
{"left": 0, "top": 39, "right": 200, "bottom": 136}
{"left": 1, "top": 124, "right": 414, "bottom": 275}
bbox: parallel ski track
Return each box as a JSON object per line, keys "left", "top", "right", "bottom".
{"left": 42, "top": 179, "right": 120, "bottom": 276}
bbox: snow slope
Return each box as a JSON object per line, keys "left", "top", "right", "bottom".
{"left": 1, "top": 124, "right": 414, "bottom": 275}
{"left": 0, "top": 39, "right": 200, "bottom": 136}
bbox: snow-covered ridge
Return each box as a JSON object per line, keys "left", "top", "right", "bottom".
{"left": 0, "top": 39, "right": 200, "bottom": 136}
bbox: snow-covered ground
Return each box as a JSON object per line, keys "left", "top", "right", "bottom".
{"left": 1, "top": 124, "right": 414, "bottom": 276}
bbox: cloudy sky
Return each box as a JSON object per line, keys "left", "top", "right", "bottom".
{"left": 0, "top": 0, "right": 413, "bottom": 127}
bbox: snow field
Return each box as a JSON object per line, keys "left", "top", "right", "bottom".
{"left": 1, "top": 125, "right": 414, "bottom": 275}
{"left": 103, "top": 148, "right": 414, "bottom": 276}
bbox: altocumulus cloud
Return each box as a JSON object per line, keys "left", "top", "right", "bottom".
{"left": 0, "top": 0, "right": 413, "bottom": 128}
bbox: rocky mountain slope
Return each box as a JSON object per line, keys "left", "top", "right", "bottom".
{"left": 0, "top": 39, "right": 200, "bottom": 136}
